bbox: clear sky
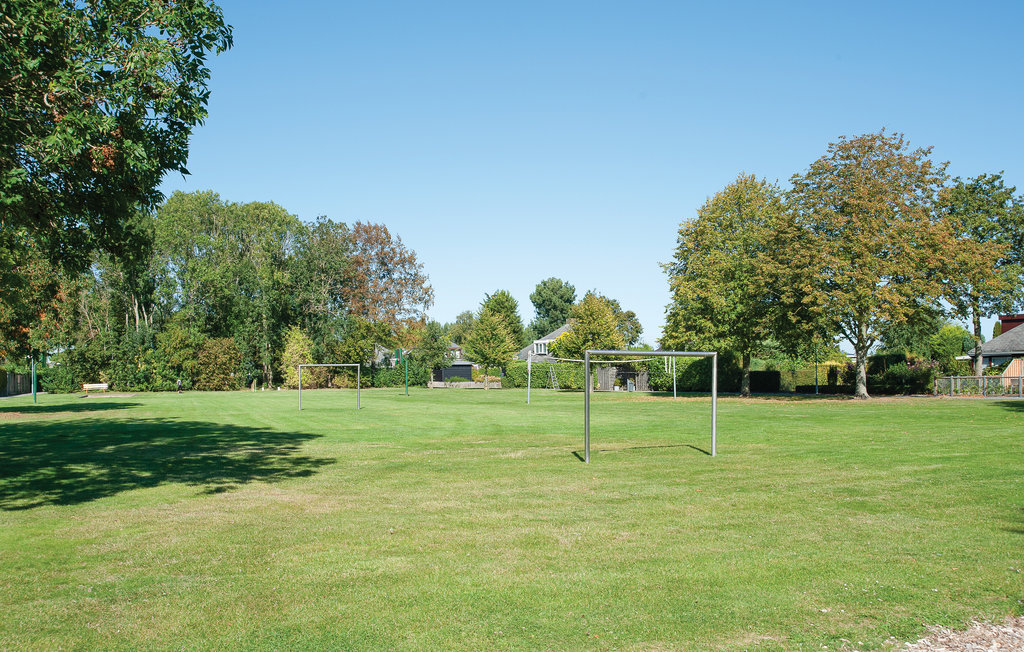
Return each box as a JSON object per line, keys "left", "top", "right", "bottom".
{"left": 159, "top": 0, "right": 1024, "bottom": 345}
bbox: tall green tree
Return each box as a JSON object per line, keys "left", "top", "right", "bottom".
{"left": 527, "top": 278, "right": 576, "bottom": 340}
{"left": 290, "top": 217, "right": 352, "bottom": 362}
{"left": 462, "top": 309, "right": 517, "bottom": 389}
{"left": 480, "top": 290, "right": 525, "bottom": 348}
{"left": 939, "top": 173, "right": 1024, "bottom": 373}
{"left": 446, "top": 311, "right": 476, "bottom": 345}
{"left": 786, "top": 131, "right": 950, "bottom": 398}
{"left": 663, "top": 173, "right": 785, "bottom": 396}
{"left": 548, "top": 292, "right": 625, "bottom": 360}
{"left": 592, "top": 293, "right": 643, "bottom": 347}
{"left": 416, "top": 321, "right": 453, "bottom": 374}
{"left": 0, "top": 0, "right": 232, "bottom": 270}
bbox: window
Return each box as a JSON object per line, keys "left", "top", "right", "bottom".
{"left": 534, "top": 341, "right": 548, "bottom": 355}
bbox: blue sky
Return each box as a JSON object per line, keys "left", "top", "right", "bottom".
{"left": 160, "top": 0, "right": 1024, "bottom": 345}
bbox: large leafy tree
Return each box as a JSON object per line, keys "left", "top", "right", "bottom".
{"left": 290, "top": 216, "right": 351, "bottom": 362}
{"left": 592, "top": 293, "right": 643, "bottom": 347}
{"left": 548, "top": 292, "right": 625, "bottom": 360}
{"left": 527, "top": 277, "right": 576, "bottom": 340}
{"left": 480, "top": 289, "right": 525, "bottom": 348}
{"left": 344, "top": 222, "right": 434, "bottom": 334}
{"left": 663, "top": 173, "right": 785, "bottom": 396}
{"left": 446, "top": 310, "right": 476, "bottom": 346}
{"left": 939, "top": 173, "right": 1024, "bottom": 373}
{"left": 0, "top": 0, "right": 232, "bottom": 269}
{"left": 462, "top": 309, "right": 517, "bottom": 389}
{"left": 786, "top": 131, "right": 950, "bottom": 398}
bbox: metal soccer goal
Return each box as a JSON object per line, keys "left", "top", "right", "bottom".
{"left": 582, "top": 349, "right": 718, "bottom": 463}
{"left": 297, "top": 363, "right": 361, "bottom": 410}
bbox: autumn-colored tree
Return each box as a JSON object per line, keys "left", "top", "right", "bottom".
{"left": 344, "top": 222, "right": 434, "bottom": 334}
{"left": 549, "top": 292, "right": 625, "bottom": 360}
{"left": 663, "top": 173, "right": 785, "bottom": 396}
{"left": 280, "top": 326, "right": 317, "bottom": 389}
{"left": 786, "top": 131, "right": 950, "bottom": 398}
{"left": 196, "top": 337, "right": 242, "bottom": 391}
{"left": 480, "top": 290, "right": 525, "bottom": 347}
{"left": 938, "top": 173, "right": 1024, "bottom": 373}
{"left": 463, "top": 310, "right": 518, "bottom": 389}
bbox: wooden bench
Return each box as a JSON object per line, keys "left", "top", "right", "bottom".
{"left": 82, "top": 383, "right": 109, "bottom": 393}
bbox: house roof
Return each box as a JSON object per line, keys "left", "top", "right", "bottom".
{"left": 974, "top": 325, "right": 1024, "bottom": 357}
{"left": 516, "top": 323, "right": 571, "bottom": 362}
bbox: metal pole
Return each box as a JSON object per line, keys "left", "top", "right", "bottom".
{"left": 404, "top": 352, "right": 408, "bottom": 396}
{"left": 298, "top": 366, "right": 302, "bottom": 410}
{"left": 672, "top": 357, "right": 677, "bottom": 399}
{"left": 32, "top": 357, "right": 37, "bottom": 404}
{"left": 584, "top": 350, "right": 591, "bottom": 463}
{"left": 711, "top": 353, "right": 717, "bottom": 457}
{"left": 527, "top": 353, "right": 532, "bottom": 405}
{"left": 357, "top": 366, "right": 361, "bottom": 410}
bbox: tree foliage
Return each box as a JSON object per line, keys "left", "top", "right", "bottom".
{"left": 462, "top": 309, "right": 517, "bottom": 388}
{"left": 344, "top": 222, "right": 433, "bottom": 334}
{"left": 480, "top": 289, "right": 525, "bottom": 348}
{"left": 939, "top": 172, "right": 1024, "bottom": 373}
{"left": 528, "top": 277, "right": 575, "bottom": 340}
{"left": 663, "top": 173, "right": 785, "bottom": 395}
{"left": 0, "top": 0, "right": 232, "bottom": 270}
{"left": 548, "top": 292, "right": 625, "bottom": 360}
{"left": 785, "top": 131, "right": 950, "bottom": 398}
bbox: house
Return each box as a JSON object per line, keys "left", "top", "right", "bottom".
{"left": 517, "top": 323, "right": 571, "bottom": 362}
{"left": 972, "top": 317, "right": 1024, "bottom": 368}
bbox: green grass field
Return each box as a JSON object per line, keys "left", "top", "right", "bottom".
{"left": 0, "top": 388, "right": 1021, "bottom": 650}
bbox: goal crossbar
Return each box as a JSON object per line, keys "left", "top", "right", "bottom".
{"left": 298, "top": 363, "right": 361, "bottom": 410}
{"left": 584, "top": 349, "right": 717, "bottom": 462}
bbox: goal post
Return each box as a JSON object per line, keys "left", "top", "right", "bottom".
{"left": 583, "top": 349, "right": 717, "bottom": 463}
{"left": 298, "top": 363, "right": 361, "bottom": 410}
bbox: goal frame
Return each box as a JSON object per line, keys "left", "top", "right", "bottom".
{"left": 298, "top": 363, "right": 361, "bottom": 410}
{"left": 583, "top": 349, "right": 717, "bottom": 462}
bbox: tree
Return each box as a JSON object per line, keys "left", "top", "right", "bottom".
{"left": 0, "top": 0, "right": 232, "bottom": 270}
{"left": 446, "top": 311, "right": 476, "bottom": 345}
{"left": 786, "top": 131, "right": 950, "bottom": 398}
{"left": 663, "top": 173, "right": 786, "bottom": 396}
{"left": 589, "top": 293, "right": 643, "bottom": 347}
{"left": 480, "top": 290, "right": 525, "bottom": 348}
{"left": 196, "top": 337, "right": 242, "bottom": 391}
{"left": 528, "top": 278, "right": 576, "bottom": 339}
{"left": 416, "top": 321, "right": 453, "bottom": 374}
{"left": 548, "top": 292, "right": 625, "bottom": 360}
{"left": 290, "top": 217, "right": 352, "bottom": 362}
{"left": 462, "top": 309, "right": 517, "bottom": 389}
{"left": 280, "top": 326, "right": 314, "bottom": 389}
{"left": 875, "top": 302, "right": 947, "bottom": 356}
{"left": 939, "top": 173, "right": 1024, "bottom": 374}
{"left": 345, "top": 222, "right": 434, "bottom": 334}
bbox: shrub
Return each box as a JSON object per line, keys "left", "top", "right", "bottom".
{"left": 646, "top": 352, "right": 741, "bottom": 393}
{"left": 502, "top": 361, "right": 590, "bottom": 390}
{"left": 876, "top": 360, "right": 938, "bottom": 395}
{"left": 196, "top": 338, "right": 242, "bottom": 391}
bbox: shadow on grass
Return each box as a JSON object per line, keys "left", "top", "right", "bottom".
{"left": 571, "top": 443, "right": 711, "bottom": 462}
{"left": 0, "top": 401, "right": 140, "bottom": 415}
{"left": 0, "top": 416, "right": 332, "bottom": 510}
{"left": 994, "top": 400, "right": 1024, "bottom": 413}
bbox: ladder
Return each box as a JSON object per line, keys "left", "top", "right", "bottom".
{"left": 548, "top": 365, "right": 560, "bottom": 390}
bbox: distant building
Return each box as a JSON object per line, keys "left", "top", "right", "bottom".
{"left": 972, "top": 320, "right": 1024, "bottom": 368}
{"left": 516, "top": 323, "right": 570, "bottom": 362}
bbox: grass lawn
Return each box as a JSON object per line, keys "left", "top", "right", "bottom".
{"left": 0, "top": 388, "right": 1021, "bottom": 650}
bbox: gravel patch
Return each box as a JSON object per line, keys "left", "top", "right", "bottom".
{"left": 900, "top": 617, "right": 1024, "bottom": 651}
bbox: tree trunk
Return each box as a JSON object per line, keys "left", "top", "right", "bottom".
{"left": 740, "top": 353, "right": 751, "bottom": 397}
{"left": 854, "top": 325, "right": 870, "bottom": 399}
{"left": 972, "top": 299, "right": 983, "bottom": 376}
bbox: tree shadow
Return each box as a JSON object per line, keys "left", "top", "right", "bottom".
{"left": 994, "top": 400, "right": 1024, "bottom": 413}
{"left": 0, "top": 416, "right": 332, "bottom": 510}
{"left": 0, "top": 401, "right": 140, "bottom": 415}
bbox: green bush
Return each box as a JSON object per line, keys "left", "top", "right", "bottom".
{"left": 502, "top": 361, "right": 590, "bottom": 390}
{"left": 645, "top": 352, "right": 741, "bottom": 393}
{"left": 875, "top": 361, "right": 937, "bottom": 395}
{"left": 371, "top": 359, "right": 430, "bottom": 387}
{"left": 196, "top": 338, "right": 243, "bottom": 391}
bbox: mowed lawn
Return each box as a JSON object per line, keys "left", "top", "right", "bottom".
{"left": 0, "top": 389, "right": 1021, "bottom": 651}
